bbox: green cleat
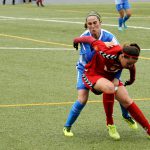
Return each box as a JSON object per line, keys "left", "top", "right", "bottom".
{"left": 63, "top": 127, "right": 74, "bottom": 137}
{"left": 107, "top": 124, "right": 120, "bottom": 140}
{"left": 123, "top": 116, "right": 138, "bottom": 130}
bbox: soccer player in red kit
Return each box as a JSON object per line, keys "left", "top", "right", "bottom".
{"left": 63, "top": 11, "right": 137, "bottom": 140}
{"left": 73, "top": 36, "right": 150, "bottom": 139}
{"left": 36, "top": 0, "right": 44, "bottom": 7}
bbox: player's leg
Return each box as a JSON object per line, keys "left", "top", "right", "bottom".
{"left": 87, "top": 76, "right": 120, "bottom": 139}
{"left": 36, "top": 0, "right": 39, "bottom": 6}
{"left": 63, "top": 71, "right": 89, "bottom": 137}
{"left": 114, "top": 79, "right": 137, "bottom": 129}
{"left": 119, "top": 103, "right": 138, "bottom": 129}
{"left": 3, "top": 0, "right": 6, "bottom": 5}
{"left": 116, "top": 4, "right": 124, "bottom": 31}
{"left": 123, "top": 1, "right": 131, "bottom": 29}
{"left": 39, "top": 0, "right": 44, "bottom": 7}
{"left": 115, "top": 86, "right": 150, "bottom": 138}
{"left": 103, "top": 94, "right": 114, "bottom": 125}
{"left": 103, "top": 93, "right": 120, "bottom": 140}
{"left": 12, "top": 0, "right": 15, "bottom": 5}
{"left": 63, "top": 89, "right": 88, "bottom": 136}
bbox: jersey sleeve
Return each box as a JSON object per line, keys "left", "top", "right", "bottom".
{"left": 111, "top": 37, "right": 119, "bottom": 45}
{"left": 129, "top": 64, "right": 136, "bottom": 83}
{"left": 91, "top": 40, "right": 122, "bottom": 56}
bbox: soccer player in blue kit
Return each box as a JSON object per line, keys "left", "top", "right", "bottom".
{"left": 115, "top": 0, "right": 132, "bottom": 31}
{"left": 63, "top": 11, "right": 137, "bottom": 140}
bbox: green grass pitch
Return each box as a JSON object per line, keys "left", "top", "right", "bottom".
{"left": 0, "top": 2, "right": 150, "bottom": 150}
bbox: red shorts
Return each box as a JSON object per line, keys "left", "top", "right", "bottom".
{"left": 82, "top": 73, "right": 123, "bottom": 95}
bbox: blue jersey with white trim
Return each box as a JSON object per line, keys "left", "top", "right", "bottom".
{"left": 77, "top": 29, "right": 119, "bottom": 73}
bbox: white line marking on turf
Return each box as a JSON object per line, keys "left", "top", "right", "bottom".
{"left": 0, "top": 16, "right": 150, "bottom": 30}
{"left": 0, "top": 47, "right": 74, "bottom": 50}
{"left": 0, "top": 17, "right": 150, "bottom": 20}
{"left": 0, "top": 47, "right": 149, "bottom": 51}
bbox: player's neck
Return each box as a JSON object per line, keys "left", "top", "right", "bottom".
{"left": 92, "top": 33, "right": 100, "bottom": 40}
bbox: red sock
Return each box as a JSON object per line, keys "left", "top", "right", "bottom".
{"left": 103, "top": 93, "right": 114, "bottom": 125}
{"left": 127, "top": 102, "right": 150, "bottom": 134}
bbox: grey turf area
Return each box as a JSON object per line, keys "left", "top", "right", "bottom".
{"left": 2, "top": 0, "right": 150, "bottom": 5}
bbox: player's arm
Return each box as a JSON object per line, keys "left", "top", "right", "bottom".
{"left": 73, "top": 36, "right": 121, "bottom": 55}
{"left": 73, "top": 36, "right": 98, "bottom": 50}
{"left": 124, "top": 64, "right": 136, "bottom": 86}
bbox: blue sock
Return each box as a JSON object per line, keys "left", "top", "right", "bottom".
{"left": 120, "top": 103, "right": 130, "bottom": 118}
{"left": 64, "top": 100, "right": 85, "bottom": 127}
{"left": 118, "top": 17, "right": 123, "bottom": 27}
{"left": 123, "top": 15, "right": 130, "bottom": 23}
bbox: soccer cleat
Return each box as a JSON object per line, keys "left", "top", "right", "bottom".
{"left": 118, "top": 27, "right": 123, "bottom": 31}
{"left": 107, "top": 124, "right": 120, "bottom": 140}
{"left": 63, "top": 127, "right": 74, "bottom": 137}
{"left": 123, "top": 116, "right": 138, "bottom": 130}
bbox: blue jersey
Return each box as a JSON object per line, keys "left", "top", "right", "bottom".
{"left": 76, "top": 29, "right": 121, "bottom": 90}
{"left": 77, "top": 29, "right": 119, "bottom": 73}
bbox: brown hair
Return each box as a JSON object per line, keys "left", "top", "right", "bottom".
{"left": 84, "top": 11, "right": 102, "bottom": 29}
{"left": 122, "top": 43, "right": 140, "bottom": 60}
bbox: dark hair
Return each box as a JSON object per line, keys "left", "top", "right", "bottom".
{"left": 84, "top": 11, "right": 102, "bottom": 29}
{"left": 123, "top": 43, "right": 140, "bottom": 60}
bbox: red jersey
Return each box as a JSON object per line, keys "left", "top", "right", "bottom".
{"left": 84, "top": 40, "right": 124, "bottom": 81}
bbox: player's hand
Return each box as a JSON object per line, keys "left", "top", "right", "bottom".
{"left": 124, "top": 80, "right": 134, "bottom": 86}
{"left": 73, "top": 42, "right": 78, "bottom": 50}
{"left": 104, "top": 42, "right": 115, "bottom": 48}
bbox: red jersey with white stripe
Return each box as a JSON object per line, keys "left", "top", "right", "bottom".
{"left": 84, "top": 40, "right": 123, "bottom": 81}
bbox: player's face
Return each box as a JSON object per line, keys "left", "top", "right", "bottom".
{"left": 86, "top": 16, "right": 101, "bottom": 39}
{"left": 121, "top": 55, "right": 138, "bottom": 68}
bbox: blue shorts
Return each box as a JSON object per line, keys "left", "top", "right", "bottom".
{"left": 76, "top": 69, "right": 88, "bottom": 90}
{"left": 116, "top": 1, "right": 131, "bottom": 11}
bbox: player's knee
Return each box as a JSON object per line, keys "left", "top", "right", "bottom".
{"left": 120, "top": 97, "right": 133, "bottom": 108}
{"left": 78, "top": 89, "right": 89, "bottom": 104}
{"left": 78, "top": 95, "right": 88, "bottom": 104}
{"left": 103, "top": 85, "right": 115, "bottom": 94}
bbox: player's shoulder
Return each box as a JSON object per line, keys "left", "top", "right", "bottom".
{"left": 101, "top": 29, "right": 114, "bottom": 36}
{"left": 80, "top": 30, "right": 91, "bottom": 37}
{"left": 100, "top": 29, "right": 115, "bottom": 41}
